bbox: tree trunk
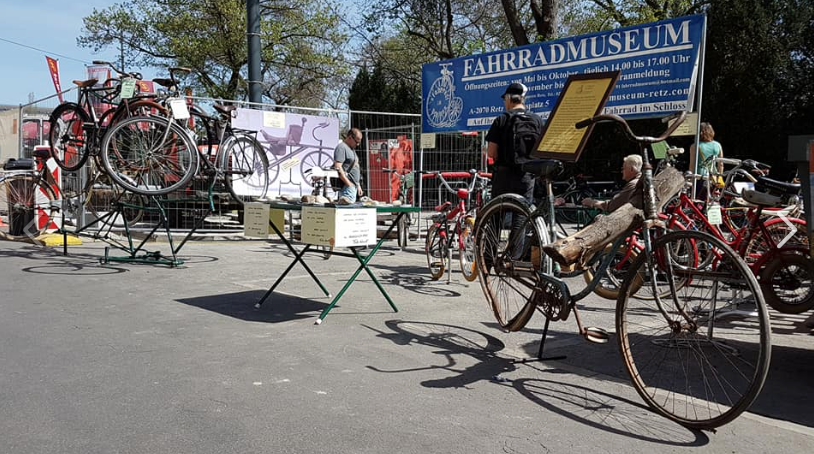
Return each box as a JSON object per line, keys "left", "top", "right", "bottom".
{"left": 542, "top": 167, "right": 686, "bottom": 267}
{"left": 501, "top": 0, "right": 530, "bottom": 46}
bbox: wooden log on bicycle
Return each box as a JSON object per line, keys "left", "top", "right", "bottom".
{"left": 542, "top": 167, "right": 686, "bottom": 267}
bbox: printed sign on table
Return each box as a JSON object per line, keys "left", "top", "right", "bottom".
{"left": 301, "top": 207, "right": 376, "bottom": 247}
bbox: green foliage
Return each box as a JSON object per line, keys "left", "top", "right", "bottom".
{"left": 78, "top": 0, "right": 349, "bottom": 105}
{"left": 703, "top": 0, "right": 814, "bottom": 175}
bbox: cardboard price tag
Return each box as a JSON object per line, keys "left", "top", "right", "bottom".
{"left": 707, "top": 204, "right": 722, "bottom": 225}
{"left": 168, "top": 98, "right": 190, "bottom": 120}
{"left": 119, "top": 78, "right": 137, "bottom": 99}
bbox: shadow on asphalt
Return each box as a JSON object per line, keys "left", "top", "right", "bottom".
{"left": 0, "top": 245, "right": 130, "bottom": 275}
{"left": 365, "top": 319, "right": 709, "bottom": 446}
{"left": 176, "top": 290, "right": 329, "bottom": 323}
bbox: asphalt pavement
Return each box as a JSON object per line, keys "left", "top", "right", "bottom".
{"left": 0, "top": 235, "right": 813, "bottom": 453}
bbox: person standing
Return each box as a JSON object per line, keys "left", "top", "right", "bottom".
{"left": 485, "top": 82, "right": 545, "bottom": 203}
{"left": 688, "top": 122, "right": 724, "bottom": 198}
{"left": 333, "top": 128, "right": 364, "bottom": 203}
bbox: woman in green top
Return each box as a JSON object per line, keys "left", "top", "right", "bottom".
{"left": 688, "top": 122, "right": 724, "bottom": 199}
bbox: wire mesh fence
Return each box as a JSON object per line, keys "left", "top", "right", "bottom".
{"left": 5, "top": 94, "right": 495, "bottom": 237}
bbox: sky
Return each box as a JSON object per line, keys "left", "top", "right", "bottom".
{"left": 0, "top": 0, "right": 144, "bottom": 106}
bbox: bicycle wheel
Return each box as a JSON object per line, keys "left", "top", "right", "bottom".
{"left": 85, "top": 172, "right": 146, "bottom": 227}
{"left": 474, "top": 195, "right": 548, "bottom": 331}
{"left": 744, "top": 217, "right": 808, "bottom": 266}
{"left": 459, "top": 216, "right": 478, "bottom": 282}
{"left": 397, "top": 213, "right": 409, "bottom": 249}
{"left": 426, "top": 223, "right": 447, "bottom": 280}
{"left": 0, "top": 175, "right": 59, "bottom": 240}
{"left": 583, "top": 241, "right": 641, "bottom": 300}
{"left": 617, "top": 229, "right": 771, "bottom": 429}
{"left": 220, "top": 135, "right": 270, "bottom": 205}
{"left": 48, "top": 103, "right": 91, "bottom": 172}
{"left": 759, "top": 251, "right": 814, "bottom": 314}
{"left": 187, "top": 107, "right": 215, "bottom": 157}
{"left": 101, "top": 115, "right": 199, "bottom": 196}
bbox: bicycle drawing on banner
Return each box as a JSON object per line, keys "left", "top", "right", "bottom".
{"left": 231, "top": 109, "right": 340, "bottom": 196}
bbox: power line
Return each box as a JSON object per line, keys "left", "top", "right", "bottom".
{"left": 0, "top": 36, "right": 90, "bottom": 64}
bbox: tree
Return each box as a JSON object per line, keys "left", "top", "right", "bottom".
{"left": 78, "top": 0, "right": 349, "bottom": 106}
{"left": 702, "top": 0, "right": 814, "bottom": 175}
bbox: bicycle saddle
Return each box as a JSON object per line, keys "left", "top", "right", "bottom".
{"left": 520, "top": 159, "right": 564, "bottom": 181}
{"left": 32, "top": 147, "right": 51, "bottom": 159}
{"left": 213, "top": 104, "right": 237, "bottom": 115}
{"left": 72, "top": 79, "right": 98, "bottom": 88}
{"left": 152, "top": 78, "right": 175, "bottom": 88}
{"left": 756, "top": 176, "right": 800, "bottom": 196}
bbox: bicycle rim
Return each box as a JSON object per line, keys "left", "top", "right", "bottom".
{"left": 759, "top": 251, "right": 814, "bottom": 314}
{"left": 459, "top": 217, "right": 478, "bottom": 282}
{"left": 426, "top": 223, "right": 447, "bottom": 280}
{"left": 221, "top": 135, "right": 270, "bottom": 205}
{"left": 617, "top": 229, "right": 771, "bottom": 429}
{"left": 48, "top": 103, "right": 91, "bottom": 172}
{"left": 101, "top": 115, "right": 199, "bottom": 195}
{"left": 0, "top": 175, "right": 59, "bottom": 240}
{"left": 474, "top": 196, "right": 547, "bottom": 331}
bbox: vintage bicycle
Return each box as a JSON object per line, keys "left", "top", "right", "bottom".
{"left": 48, "top": 60, "right": 167, "bottom": 172}
{"left": 424, "top": 170, "right": 490, "bottom": 282}
{"left": 382, "top": 168, "right": 423, "bottom": 249}
{"left": 474, "top": 111, "right": 771, "bottom": 429}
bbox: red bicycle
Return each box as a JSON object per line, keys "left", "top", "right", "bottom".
{"left": 664, "top": 158, "right": 812, "bottom": 313}
{"left": 424, "top": 170, "right": 490, "bottom": 282}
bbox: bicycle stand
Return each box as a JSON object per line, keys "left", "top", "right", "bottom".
{"left": 515, "top": 316, "right": 568, "bottom": 364}
{"left": 99, "top": 194, "right": 214, "bottom": 268}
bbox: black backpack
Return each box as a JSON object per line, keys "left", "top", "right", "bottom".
{"left": 503, "top": 110, "right": 541, "bottom": 166}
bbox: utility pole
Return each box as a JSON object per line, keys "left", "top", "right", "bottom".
{"left": 247, "top": 0, "right": 262, "bottom": 104}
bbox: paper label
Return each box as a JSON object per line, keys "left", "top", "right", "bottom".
{"left": 707, "top": 204, "right": 722, "bottom": 225}
{"left": 168, "top": 98, "right": 190, "bottom": 120}
{"left": 119, "top": 78, "right": 137, "bottom": 99}
{"left": 244, "top": 202, "right": 270, "bottom": 238}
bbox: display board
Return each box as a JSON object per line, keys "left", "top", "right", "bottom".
{"left": 533, "top": 72, "right": 619, "bottom": 162}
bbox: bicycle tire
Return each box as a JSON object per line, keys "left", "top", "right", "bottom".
{"left": 0, "top": 175, "right": 59, "bottom": 240}
{"left": 85, "top": 172, "right": 146, "bottom": 227}
{"left": 426, "top": 223, "right": 447, "bottom": 280}
{"left": 474, "top": 195, "right": 548, "bottom": 331}
{"left": 186, "top": 107, "right": 214, "bottom": 158}
{"left": 617, "top": 229, "right": 771, "bottom": 429}
{"left": 48, "top": 103, "right": 92, "bottom": 172}
{"left": 299, "top": 150, "right": 335, "bottom": 185}
{"left": 759, "top": 251, "right": 814, "bottom": 314}
{"left": 220, "top": 135, "right": 270, "bottom": 205}
{"left": 582, "top": 242, "right": 642, "bottom": 300}
{"left": 459, "top": 216, "right": 478, "bottom": 282}
{"left": 744, "top": 217, "right": 808, "bottom": 266}
{"left": 101, "top": 115, "right": 199, "bottom": 196}
{"left": 397, "top": 214, "right": 409, "bottom": 249}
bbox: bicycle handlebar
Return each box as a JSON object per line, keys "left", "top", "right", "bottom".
{"left": 575, "top": 111, "right": 687, "bottom": 145}
{"left": 421, "top": 170, "right": 491, "bottom": 195}
{"left": 92, "top": 60, "right": 143, "bottom": 81}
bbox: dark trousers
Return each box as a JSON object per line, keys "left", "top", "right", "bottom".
{"left": 492, "top": 167, "right": 535, "bottom": 204}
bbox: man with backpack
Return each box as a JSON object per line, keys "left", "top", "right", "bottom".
{"left": 485, "top": 82, "right": 545, "bottom": 203}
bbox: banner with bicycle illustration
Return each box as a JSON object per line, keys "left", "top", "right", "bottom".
{"left": 232, "top": 108, "right": 340, "bottom": 197}
{"left": 421, "top": 14, "right": 705, "bottom": 132}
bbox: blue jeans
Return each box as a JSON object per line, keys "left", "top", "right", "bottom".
{"left": 340, "top": 185, "right": 358, "bottom": 202}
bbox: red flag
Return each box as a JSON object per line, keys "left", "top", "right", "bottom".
{"left": 45, "top": 56, "right": 63, "bottom": 103}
